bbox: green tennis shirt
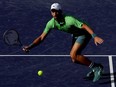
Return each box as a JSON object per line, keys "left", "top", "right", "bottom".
{"left": 43, "top": 15, "right": 83, "bottom": 34}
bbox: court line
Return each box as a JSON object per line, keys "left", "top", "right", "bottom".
{"left": 108, "top": 56, "right": 115, "bottom": 87}
{"left": 0, "top": 55, "right": 116, "bottom": 57}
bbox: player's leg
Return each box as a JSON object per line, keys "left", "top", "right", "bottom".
{"left": 70, "top": 35, "right": 103, "bottom": 82}
{"left": 70, "top": 35, "right": 92, "bottom": 66}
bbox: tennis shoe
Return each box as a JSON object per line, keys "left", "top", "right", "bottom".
{"left": 86, "top": 70, "right": 94, "bottom": 77}
{"left": 92, "top": 65, "right": 103, "bottom": 82}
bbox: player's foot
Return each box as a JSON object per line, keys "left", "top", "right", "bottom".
{"left": 84, "top": 70, "right": 94, "bottom": 81}
{"left": 92, "top": 65, "right": 103, "bottom": 82}
{"left": 86, "top": 70, "right": 94, "bottom": 77}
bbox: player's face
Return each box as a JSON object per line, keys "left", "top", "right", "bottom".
{"left": 51, "top": 9, "right": 59, "bottom": 19}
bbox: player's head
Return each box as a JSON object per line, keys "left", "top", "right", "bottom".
{"left": 50, "top": 3, "right": 62, "bottom": 19}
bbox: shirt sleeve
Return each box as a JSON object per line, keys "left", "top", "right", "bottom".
{"left": 43, "top": 18, "right": 54, "bottom": 34}
{"left": 71, "top": 16, "right": 83, "bottom": 29}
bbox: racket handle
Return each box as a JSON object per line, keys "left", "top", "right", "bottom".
{"left": 22, "top": 46, "right": 30, "bottom": 53}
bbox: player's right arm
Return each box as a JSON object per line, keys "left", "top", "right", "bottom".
{"left": 22, "top": 32, "right": 47, "bottom": 52}
{"left": 31, "top": 32, "right": 47, "bottom": 47}
{"left": 23, "top": 18, "right": 54, "bottom": 52}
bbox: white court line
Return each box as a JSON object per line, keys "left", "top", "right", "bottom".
{"left": 109, "top": 56, "right": 115, "bottom": 87}
{"left": 0, "top": 55, "right": 116, "bottom": 57}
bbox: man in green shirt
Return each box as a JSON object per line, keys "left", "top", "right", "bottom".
{"left": 23, "top": 3, "right": 104, "bottom": 82}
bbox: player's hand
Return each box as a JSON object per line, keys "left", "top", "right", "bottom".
{"left": 94, "top": 36, "right": 104, "bottom": 46}
{"left": 22, "top": 46, "right": 30, "bottom": 53}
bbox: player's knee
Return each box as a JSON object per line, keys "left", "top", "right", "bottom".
{"left": 70, "top": 52, "right": 77, "bottom": 62}
{"left": 70, "top": 51, "right": 82, "bottom": 63}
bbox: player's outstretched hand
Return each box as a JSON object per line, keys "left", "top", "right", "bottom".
{"left": 22, "top": 46, "right": 30, "bottom": 53}
{"left": 94, "top": 36, "right": 104, "bottom": 46}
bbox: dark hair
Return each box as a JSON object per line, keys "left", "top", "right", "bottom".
{"left": 51, "top": 9, "right": 62, "bottom": 15}
{"left": 58, "top": 10, "right": 62, "bottom": 14}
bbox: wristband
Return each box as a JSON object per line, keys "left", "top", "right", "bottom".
{"left": 91, "top": 33, "right": 97, "bottom": 38}
{"left": 28, "top": 43, "right": 36, "bottom": 49}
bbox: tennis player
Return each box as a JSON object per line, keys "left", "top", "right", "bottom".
{"left": 23, "top": 3, "right": 104, "bottom": 82}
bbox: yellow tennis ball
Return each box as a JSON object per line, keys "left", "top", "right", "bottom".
{"left": 37, "top": 70, "right": 43, "bottom": 76}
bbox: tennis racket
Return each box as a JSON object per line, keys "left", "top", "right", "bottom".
{"left": 3, "top": 29, "right": 22, "bottom": 46}
{"left": 3, "top": 29, "right": 30, "bottom": 52}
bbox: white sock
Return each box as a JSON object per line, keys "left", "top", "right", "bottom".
{"left": 89, "top": 62, "right": 94, "bottom": 68}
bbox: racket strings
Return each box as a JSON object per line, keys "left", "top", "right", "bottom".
{"left": 3, "top": 29, "right": 22, "bottom": 46}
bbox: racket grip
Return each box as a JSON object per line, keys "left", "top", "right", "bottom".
{"left": 22, "top": 46, "right": 30, "bottom": 53}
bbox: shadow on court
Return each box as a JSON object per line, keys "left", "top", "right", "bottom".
{"left": 99, "top": 72, "right": 116, "bottom": 85}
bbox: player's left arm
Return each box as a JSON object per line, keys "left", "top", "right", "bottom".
{"left": 82, "top": 24, "right": 104, "bottom": 46}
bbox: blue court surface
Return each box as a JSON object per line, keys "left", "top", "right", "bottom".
{"left": 0, "top": 0, "right": 116, "bottom": 87}
{"left": 0, "top": 55, "right": 115, "bottom": 87}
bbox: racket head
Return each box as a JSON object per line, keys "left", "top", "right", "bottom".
{"left": 3, "top": 29, "right": 22, "bottom": 46}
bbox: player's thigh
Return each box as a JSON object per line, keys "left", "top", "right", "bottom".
{"left": 70, "top": 42, "right": 82, "bottom": 57}
{"left": 70, "top": 35, "right": 91, "bottom": 55}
